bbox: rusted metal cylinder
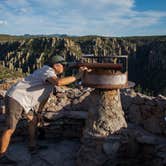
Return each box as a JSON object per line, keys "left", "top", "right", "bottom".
{"left": 71, "top": 63, "right": 131, "bottom": 89}
{"left": 82, "top": 70, "right": 128, "bottom": 89}
{"left": 70, "top": 63, "right": 122, "bottom": 70}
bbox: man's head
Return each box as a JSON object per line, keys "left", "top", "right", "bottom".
{"left": 47, "top": 55, "right": 66, "bottom": 74}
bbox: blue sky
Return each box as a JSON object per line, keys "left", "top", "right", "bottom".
{"left": 0, "top": 0, "right": 165, "bottom": 36}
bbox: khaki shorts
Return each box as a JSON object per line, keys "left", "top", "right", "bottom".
{"left": 5, "top": 96, "right": 35, "bottom": 130}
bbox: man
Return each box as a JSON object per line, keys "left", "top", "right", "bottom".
{"left": 0, "top": 55, "right": 82, "bottom": 164}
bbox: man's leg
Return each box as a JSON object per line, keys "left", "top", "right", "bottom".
{"left": 0, "top": 96, "right": 23, "bottom": 157}
{"left": 27, "top": 98, "right": 49, "bottom": 150}
{"left": 0, "top": 128, "right": 17, "bottom": 165}
{"left": 27, "top": 114, "right": 38, "bottom": 148}
{"left": 0, "top": 129, "right": 15, "bottom": 157}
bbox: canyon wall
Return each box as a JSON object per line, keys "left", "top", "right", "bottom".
{"left": 0, "top": 36, "right": 166, "bottom": 95}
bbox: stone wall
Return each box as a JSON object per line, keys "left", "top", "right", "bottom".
{"left": 0, "top": 87, "right": 91, "bottom": 140}
{"left": 119, "top": 89, "right": 166, "bottom": 166}
{"left": 0, "top": 87, "right": 165, "bottom": 165}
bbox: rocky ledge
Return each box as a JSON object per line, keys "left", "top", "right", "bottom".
{"left": 0, "top": 87, "right": 165, "bottom": 166}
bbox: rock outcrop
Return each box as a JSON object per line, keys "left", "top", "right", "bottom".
{"left": 0, "top": 87, "right": 165, "bottom": 166}
{"left": 0, "top": 37, "right": 82, "bottom": 74}
{"left": 119, "top": 89, "right": 166, "bottom": 166}
{"left": 121, "top": 89, "right": 166, "bottom": 135}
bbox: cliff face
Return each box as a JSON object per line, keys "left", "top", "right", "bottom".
{"left": 129, "top": 38, "right": 166, "bottom": 95}
{"left": 0, "top": 36, "right": 166, "bottom": 95}
{"left": 0, "top": 37, "right": 82, "bottom": 73}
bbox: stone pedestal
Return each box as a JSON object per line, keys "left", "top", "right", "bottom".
{"left": 77, "top": 89, "right": 127, "bottom": 166}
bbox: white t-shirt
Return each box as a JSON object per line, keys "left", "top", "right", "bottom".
{"left": 6, "top": 65, "right": 57, "bottom": 113}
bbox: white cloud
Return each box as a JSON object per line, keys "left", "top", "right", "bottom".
{"left": 19, "top": 8, "right": 28, "bottom": 13}
{"left": 33, "top": 0, "right": 64, "bottom": 9}
{"left": 79, "top": 0, "right": 134, "bottom": 8}
{"left": 0, "top": 0, "right": 165, "bottom": 36}
{"left": 5, "top": 0, "right": 30, "bottom": 7}
{"left": 0, "top": 20, "right": 7, "bottom": 25}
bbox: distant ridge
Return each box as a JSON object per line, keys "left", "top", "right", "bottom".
{"left": 23, "top": 34, "right": 69, "bottom": 38}
{"left": 0, "top": 34, "right": 166, "bottom": 42}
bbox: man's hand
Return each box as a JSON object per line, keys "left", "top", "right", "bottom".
{"left": 74, "top": 67, "right": 86, "bottom": 80}
{"left": 79, "top": 66, "right": 91, "bottom": 79}
{"left": 79, "top": 66, "right": 87, "bottom": 78}
{"left": 74, "top": 67, "right": 87, "bottom": 80}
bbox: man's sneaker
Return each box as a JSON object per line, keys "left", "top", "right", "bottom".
{"left": 0, "top": 155, "right": 17, "bottom": 165}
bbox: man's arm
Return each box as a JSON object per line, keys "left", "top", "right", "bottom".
{"left": 38, "top": 97, "right": 49, "bottom": 113}
{"left": 47, "top": 67, "right": 88, "bottom": 86}
{"left": 47, "top": 76, "right": 78, "bottom": 86}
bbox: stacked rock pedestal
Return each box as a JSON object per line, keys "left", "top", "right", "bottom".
{"left": 77, "top": 89, "right": 127, "bottom": 166}
{"left": 84, "top": 89, "right": 127, "bottom": 137}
